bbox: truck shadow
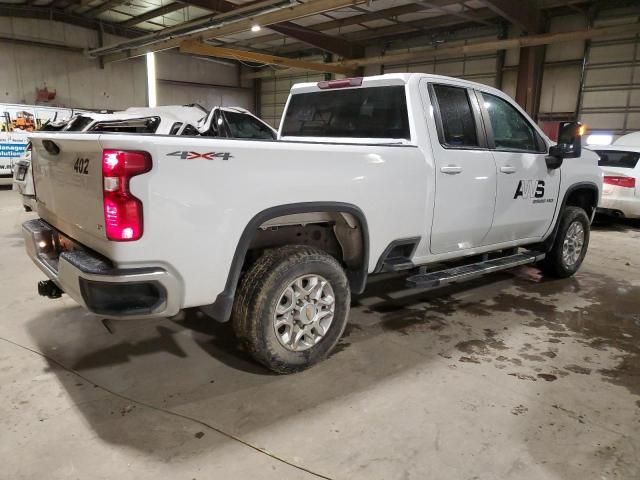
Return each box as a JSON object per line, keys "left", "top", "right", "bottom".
{"left": 592, "top": 215, "right": 640, "bottom": 232}
{"left": 23, "top": 265, "right": 640, "bottom": 472}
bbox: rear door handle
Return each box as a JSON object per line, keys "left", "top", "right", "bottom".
{"left": 500, "top": 165, "right": 517, "bottom": 174}
{"left": 440, "top": 165, "right": 463, "bottom": 175}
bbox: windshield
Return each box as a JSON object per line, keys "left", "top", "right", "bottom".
{"left": 595, "top": 150, "right": 640, "bottom": 169}
{"left": 281, "top": 85, "right": 410, "bottom": 140}
{"left": 223, "top": 111, "right": 274, "bottom": 140}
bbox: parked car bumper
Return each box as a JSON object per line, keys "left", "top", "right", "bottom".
{"left": 598, "top": 196, "right": 640, "bottom": 219}
{"left": 23, "top": 219, "right": 182, "bottom": 319}
{"left": 0, "top": 172, "right": 13, "bottom": 186}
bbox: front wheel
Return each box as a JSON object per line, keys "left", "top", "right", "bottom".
{"left": 539, "top": 206, "right": 590, "bottom": 278}
{"left": 232, "top": 245, "right": 350, "bottom": 374}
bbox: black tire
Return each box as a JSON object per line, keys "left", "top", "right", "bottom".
{"left": 540, "top": 206, "right": 590, "bottom": 278}
{"left": 232, "top": 245, "right": 350, "bottom": 374}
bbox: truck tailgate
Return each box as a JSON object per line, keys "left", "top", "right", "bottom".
{"left": 31, "top": 134, "right": 106, "bottom": 244}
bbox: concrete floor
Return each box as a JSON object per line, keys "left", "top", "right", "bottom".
{"left": 1, "top": 186, "right": 639, "bottom": 480}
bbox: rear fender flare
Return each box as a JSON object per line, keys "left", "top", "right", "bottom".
{"left": 202, "top": 202, "right": 369, "bottom": 322}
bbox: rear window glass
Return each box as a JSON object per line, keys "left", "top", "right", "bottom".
{"left": 281, "top": 86, "right": 410, "bottom": 140}
{"left": 595, "top": 150, "right": 640, "bottom": 169}
{"left": 89, "top": 117, "right": 160, "bottom": 134}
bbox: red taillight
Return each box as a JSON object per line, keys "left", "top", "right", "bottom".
{"left": 102, "top": 149, "right": 151, "bottom": 241}
{"left": 26, "top": 142, "right": 32, "bottom": 152}
{"left": 604, "top": 175, "right": 636, "bottom": 189}
{"left": 317, "top": 77, "right": 363, "bottom": 89}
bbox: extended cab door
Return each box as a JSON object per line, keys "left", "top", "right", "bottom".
{"left": 425, "top": 82, "right": 498, "bottom": 255}
{"left": 476, "top": 91, "right": 560, "bottom": 244}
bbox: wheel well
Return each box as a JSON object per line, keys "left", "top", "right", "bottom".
{"left": 247, "top": 211, "right": 366, "bottom": 286}
{"left": 565, "top": 187, "right": 598, "bottom": 218}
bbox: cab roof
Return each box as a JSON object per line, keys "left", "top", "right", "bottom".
{"left": 289, "top": 72, "right": 507, "bottom": 98}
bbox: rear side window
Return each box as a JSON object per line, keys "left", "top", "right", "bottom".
{"left": 595, "top": 150, "right": 640, "bottom": 169}
{"left": 169, "top": 122, "right": 183, "bottom": 135}
{"left": 281, "top": 86, "right": 410, "bottom": 139}
{"left": 431, "top": 84, "right": 478, "bottom": 148}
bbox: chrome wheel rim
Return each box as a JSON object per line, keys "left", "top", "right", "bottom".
{"left": 273, "top": 274, "right": 335, "bottom": 352}
{"left": 562, "top": 221, "right": 585, "bottom": 267}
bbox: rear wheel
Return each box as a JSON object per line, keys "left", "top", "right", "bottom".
{"left": 232, "top": 245, "right": 350, "bottom": 374}
{"left": 540, "top": 206, "right": 590, "bottom": 278}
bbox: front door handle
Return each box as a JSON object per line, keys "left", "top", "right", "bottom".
{"left": 440, "top": 165, "right": 463, "bottom": 175}
{"left": 500, "top": 165, "right": 517, "bottom": 174}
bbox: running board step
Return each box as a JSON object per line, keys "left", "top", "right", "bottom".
{"left": 406, "top": 251, "right": 546, "bottom": 289}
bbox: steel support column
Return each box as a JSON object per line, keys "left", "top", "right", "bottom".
{"left": 515, "top": 44, "right": 545, "bottom": 119}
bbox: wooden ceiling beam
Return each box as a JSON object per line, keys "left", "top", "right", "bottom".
{"left": 180, "top": 39, "right": 356, "bottom": 74}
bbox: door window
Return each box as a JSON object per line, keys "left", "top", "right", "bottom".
{"left": 223, "top": 111, "right": 275, "bottom": 140}
{"left": 482, "top": 93, "right": 542, "bottom": 152}
{"left": 180, "top": 124, "right": 199, "bottom": 136}
{"left": 431, "top": 84, "right": 479, "bottom": 148}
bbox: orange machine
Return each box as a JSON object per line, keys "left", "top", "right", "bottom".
{"left": 12, "top": 111, "right": 36, "bottom": 131}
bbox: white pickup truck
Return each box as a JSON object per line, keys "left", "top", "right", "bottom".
{"left": 23, "top": 73, "right": 601, "bottom": 373}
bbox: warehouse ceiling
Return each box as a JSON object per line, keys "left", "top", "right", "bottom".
{"left": 0, "top": 0, "right": 636, "bottom": 62}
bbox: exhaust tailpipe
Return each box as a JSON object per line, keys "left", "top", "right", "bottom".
{"left": 38, "top": 280, "right": 64, "bottom": 299}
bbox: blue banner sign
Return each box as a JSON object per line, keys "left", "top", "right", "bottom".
{"left": 0, "top": 142, "right": 28, "bottom": 158}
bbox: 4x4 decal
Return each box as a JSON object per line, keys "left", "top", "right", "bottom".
{"left": 167, "top": 151, "right": 233, "bottom": 161}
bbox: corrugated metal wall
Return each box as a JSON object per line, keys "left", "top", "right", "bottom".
{"left": 0, "top": 17, "right": 251, "bottom": 111}
{"left": 256, "top": 8, "right": 640, "bottom": 137}
{"left": 383, "top": 34, "right": 500, "bottom": 89}
{"left": 578, "top": 15, "right": 640, "bottom": 135}
{"left": 0, "top": 18, "right": 147, "bottom": 110}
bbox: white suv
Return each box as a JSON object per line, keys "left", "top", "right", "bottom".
{"left": 592, "top": 146, "right": 640, "bottom": 219}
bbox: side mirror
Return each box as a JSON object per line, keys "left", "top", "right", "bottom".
{"left": 546, "top": 121, "right": 584, "bottom": 169}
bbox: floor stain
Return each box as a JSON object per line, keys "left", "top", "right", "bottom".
{"left": 358, "top": 270, "right": 640, "bottom": 397}
{"left": 564, "top": 364, "right": 592, "bottom": 375}
{"left": 511, "top": 405, "right": 528, "bottom": 415}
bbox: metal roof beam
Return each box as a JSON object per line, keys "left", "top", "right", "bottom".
{"left": 0, "top": 4, "right": 142, "bottom": 38}
{"left": 176, "top": 0, "right": 364, "bottom": 57}
{"left": 100, "top": 0, "right": 368, "bottom": 62}
{"left": 119, "top": 3, "right": 186, "bottom": 28}
{"left": 477, "top": 0, "right": 542, "bottom": 33}
{"left": 245, "top": 21, "right": 640, "bottom": 78}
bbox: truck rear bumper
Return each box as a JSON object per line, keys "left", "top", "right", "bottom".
{"left": 23, "top": 219, "right": 182, "bottom": 319}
